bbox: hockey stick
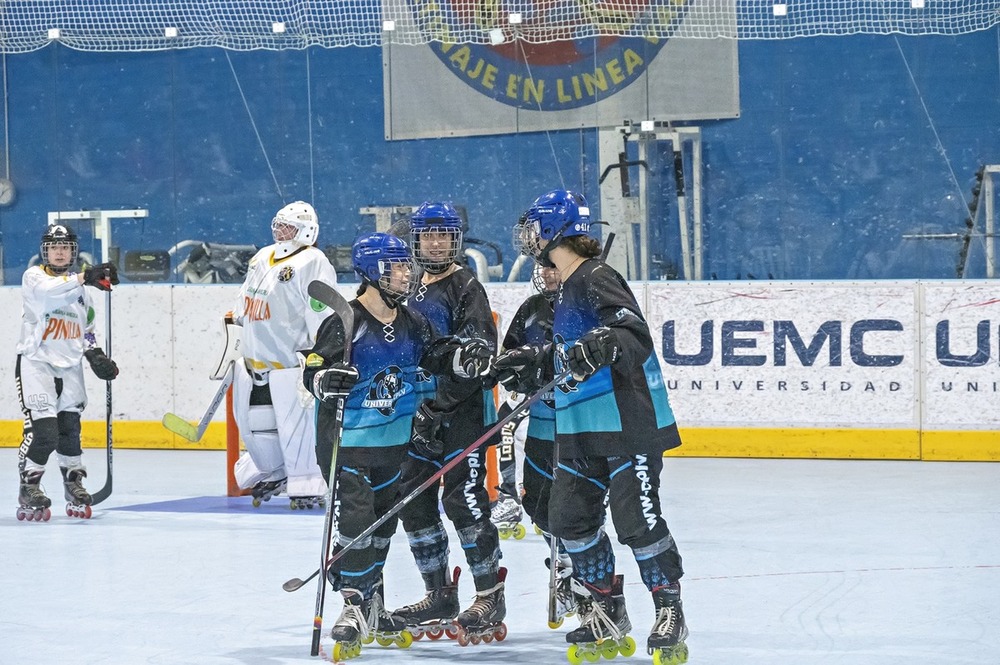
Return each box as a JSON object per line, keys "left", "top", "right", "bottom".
{"left": 161, "top": 362, "right": 235, "bottom": 442}
{"left": 282, "top": 368, "right": 573, "bottom": 594}
{"left": 91, "top": 286, "right": 114, "bottom": 505}
{"left": 305, "top": 279, "right": 355, "bottom": 657}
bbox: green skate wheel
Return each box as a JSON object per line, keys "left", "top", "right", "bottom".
{"left": 567, "top": 645, "right": 584, "bottom": 665}
{"left": 620, "top": 636, "right": 637, "bottom": 657}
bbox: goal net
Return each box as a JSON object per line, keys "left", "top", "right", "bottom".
{"left": 2, "top": 0, "right": 997, "bottom": 53}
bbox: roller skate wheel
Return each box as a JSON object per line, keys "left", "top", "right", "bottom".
{"left": 84, "top": 505, "right": 93, "bottom": 518}
{"left": 397, "top": 631, "right": 414, "bottom": 648}
{"left": 548, "top": 617, "right": 564, "bottom": 629}
{"left": 585, "top": 647, "right": 601, "bottom": 662}
{"left": 38, "top": 508, "right": 51, "bottom": 522}
{"left": 619, "top": 636, "right": 637, "bottom": 657}
{"left": 494, "top": 623, "right": 508, "bottom": 641}
{"left": 363, "top": 634, "right": 375, "bottom": 645}
{"left": 426, "top": 626, "right": 443, "bottom": 640}
{"left": 534, "top": 524, "right": 542, "bottom": 535}
{"left": 600, "top": 641, "right": 618, "bottom": 659}
{"left": 251, "top": 497, "right": 262, "bottom": 508}
{"left": 456, "top": 631, "right": 470, "bottom": 647}
{"left": 444, "top": 625, "right": 460, "bottom": 640}
{"left": 410, "top": 630, "right": 424, "bottom": 641}
{"left": 567, "top": 645, "right": 584, "bottom": 665}
{"left": 374, "top": 635, "right": 390, "bottom": 646}
{"left": 16, "top": 507, "right": 26, "bottom": 521}
{"left": 513, "top": 523, "right": 527, "bottom": 539}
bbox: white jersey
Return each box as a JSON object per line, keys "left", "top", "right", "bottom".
{"left": 233, "top": 244, "right": 337, "bottom": 374}
{"left": 17, "top": 266, "right": 96, "bottom": 369}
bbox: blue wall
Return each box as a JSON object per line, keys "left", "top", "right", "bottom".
{"left": 0, "top": 31, "right": 997, "bottom": 283}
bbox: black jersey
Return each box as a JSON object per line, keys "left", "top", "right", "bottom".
{"left": 552, "top": 259, "right": 681, "bottom": 458}
{"left": 503, "top": 292, "right": 555, "bottom": 441}
{"left": 409, "top": 266, "right": 498, "bottom": 421}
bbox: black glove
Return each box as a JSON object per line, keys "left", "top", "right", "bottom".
{"left": 410, "top": 400, "right": 444, "bottom": 459}
{"left": 310, "top": 362, "right": 360, "bottom": 404}
{"left": 452, "top": 338, "right": 493, "bottom": 379}
{"left": 490, "top": 344, "right": 547, "bottom": 393}
{"left": 84, "top": 348, "right": 119, "bottom": 380}
{"left": 82, "top": 262, "right": 120, "bottom": 291}
{"left": 566, "top": 326, "right": 621, "bottom": 379}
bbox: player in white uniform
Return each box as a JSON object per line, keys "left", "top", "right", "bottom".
{"left": 230, "top": 201, "right": 338, "bottom": 507}
{"left": 16, "top": 224, "right": 119, "bottom": 521}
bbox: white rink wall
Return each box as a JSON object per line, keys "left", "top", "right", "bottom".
{"left": 0, "top": 281, "right": 996, "bottom": 460}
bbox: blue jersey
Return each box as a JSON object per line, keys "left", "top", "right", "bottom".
{"left": 310, "top": 300, "right": 436, "bottom": 467}
{"left": 552, "top": 259, "right": 680, "bottom": 459}
{"left": 502, "top": 292, "right": 556, "bottom": 442}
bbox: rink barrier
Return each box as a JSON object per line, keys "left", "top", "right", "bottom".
{"left": 0, "top": 281, "right": 996, "bottom": 462}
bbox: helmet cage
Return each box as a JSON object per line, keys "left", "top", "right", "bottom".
{"left": 411, "top": 225, "right": 463, "bottom": 274}
{"left": 271, "top": 201, "right": 319, "bottom": 248}
{"left": 375, "top": 256, "right": 420, "bottom": 304}
{"left": 40, "top": 224, "right": 79, "bottom": 273}
{"left": 531, "top": 261, "right": 560, "bottom": 300}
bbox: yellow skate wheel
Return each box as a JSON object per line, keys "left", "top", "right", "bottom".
{"left": 620, "top": 636, "right": 637, "bottom": 657}
{"left": 567, "top": 645, "right": 584, "bottom": 665}
{"left": 513, "top": 523, "right": 527, "bottom": 539}
{"left": 375, "top": 635, "right": 390, "bottom": 646}
{"left": 534, "top": 524, "right": 542, "bottom": 535}
{"left": 548, "top": 618, "right": 564, "bottom": 629}
{"left": 396, "top": 631, "right": 414, "bottom": 648}
{"left": 252, "top": 497, "right": 261, "bottom": 507}
{"left": 601, "top": 641, "right": 618, "bottom": 659}
{"left": 585, "top": 647, "right": 601, "bottom": 662}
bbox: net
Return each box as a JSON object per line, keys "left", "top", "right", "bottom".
{"left": 0, "top": 0, "right": 996, "bottom": 53}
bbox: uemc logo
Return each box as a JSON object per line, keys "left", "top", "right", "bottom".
{"left": 662, "top": 320, "right": 1000, "bottom": 367}
{"left": 661, "top": 320, "right": 904, "bottom": 367}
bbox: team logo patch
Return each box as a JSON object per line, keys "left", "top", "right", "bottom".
{"left": 553, "top": 334, "right": 581, "bottom": 394}
{"left": 413, "top": 0, "right": 686, "bottom": 111}
{"left": 362, "top": 365, "right": 414, "bottom": 416}
{"left": 277, "top": 266, "right": 294, "bottom": 282}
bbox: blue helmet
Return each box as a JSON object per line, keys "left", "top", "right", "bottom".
{"left": 526, "top": 189, "right": 590, "bottom": 241}
{"left": 352, "top": 232, "right": 418, "bottom": 304}
{"left": 518, "top": 189, "right": 591, "bottom": 265}
{"left": 409, "top": 201, "right": 464, "bottom": 273}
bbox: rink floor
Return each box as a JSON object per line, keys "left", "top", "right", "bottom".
{"left": 1, "top": 448, "right": 998, "bottom": 665}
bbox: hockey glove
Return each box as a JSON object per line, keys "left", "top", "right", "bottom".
{"left": 490, "top": 344, "right": 548, "bottom": 393}
{"left": 311, "top": 362, "right": 360, "bottom": 404}
{"left": 566, "top": 326, "right": 621, "bottom": 380}
{"left": 82, "top": 262, "right": 120, "bottom": 291}
{"left": 84, "top": 348, "right": 119, "bottom": 380}
{"left": 452, "top": 338, "right": 493, "bottom": 379}
{"left": 410, "top": 400, "right": 445, "bottom": 460}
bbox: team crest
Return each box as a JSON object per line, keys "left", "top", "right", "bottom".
{"left": 553, "top": 335, "right": 581, "bottom": 395}
{"left": 362, "top": 365, "right": 414, "bottom": 416}
{"left": 277, "top": 266, "right": 294, "bottom": 282}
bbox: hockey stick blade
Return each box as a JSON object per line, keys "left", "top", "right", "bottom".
{"left": 161, "top": 364, "right": 234, "bottom": 442}
{"left": 282, "top": 369, "right": 572, "bottom": 593}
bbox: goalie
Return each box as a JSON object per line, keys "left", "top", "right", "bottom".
{"left": 229, "top": 201, "right": 338, "bottom": 508}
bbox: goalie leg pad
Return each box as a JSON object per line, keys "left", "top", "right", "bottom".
{"left": 269, "top": 367, "right": 324, "bottom": 493}
{"left": 232, "top": 368, "right": 285, "bottom": 482}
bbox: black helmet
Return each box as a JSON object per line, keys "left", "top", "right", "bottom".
{"left": 40, "top": 224, "right": 79, "bottom": 274}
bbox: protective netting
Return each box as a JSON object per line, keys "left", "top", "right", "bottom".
{"left": 0, "top": 0, "right": 996, "bottom": 53}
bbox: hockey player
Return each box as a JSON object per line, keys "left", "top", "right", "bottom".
{"left": 302, "top": 232, "right": 492, "bottom": 658}
{"left": 491, "top": 261, "right": 559, "bottom": 539}
{"left": 230, "top": 201, "right": 337, "bottom": 508}
{"left": 493, "top": 189, "right": 690, "bottom": 664}
{"left": 16, "top": 224, "right": 120, "bottom": 521}
{"left": 391, "top": 201, "right": 507, "bottom": 644}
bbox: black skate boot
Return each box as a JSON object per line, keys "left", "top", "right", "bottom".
{"left": 545, "top": 556, "right": 590, "bottom": 628}
{"left": 364, "top": 579, "right": 413, "bottom": 648}
{"left": 566, "top": 575, "right": 636, "bottom": 663}
{"left": 490, "top": 493, "right": 525, "bottom": 540}
{"left": 392, "top": 566, "right": 461, "bottom": 641}
{"left": 61, "top": 466, "right": 93, "bottom": 519}
{"left": 328, "top": 589, "right": 367, "bottom": 661}
{"left": 647, "top": 583, "right": 689, "bottom": 665}
{"left": 454, "top": 567, "right": 508, "bottom": 646}
{"left": 250, "top": 477, "right": 286, "bottom": 507}
{"left": 17, "top": 469, "right": 52, "bottom": 522}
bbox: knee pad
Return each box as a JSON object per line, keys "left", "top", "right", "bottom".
{"left": 25, "top": 417, "right": 59, "bottom": 466}
{"left": 56, "top": 411, "right": 83, "bottom": 457}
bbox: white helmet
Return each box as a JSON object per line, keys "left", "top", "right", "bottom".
{"left": 271, "top": 201, "right": 319, "bottom": 257}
